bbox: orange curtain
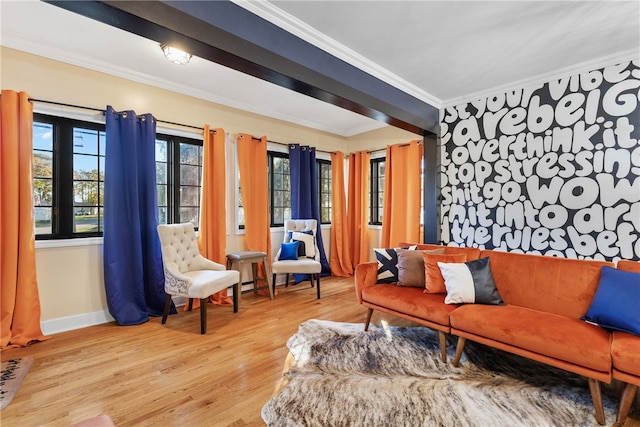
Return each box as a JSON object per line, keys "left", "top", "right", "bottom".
{"left": 0, "top": 90, "right": 50, "bottom": 350}
{"left": 347, "top": 150, "right": 370, "bottom": 267}
{"left": 192, "top": 126, "right": 232, "bottom": 309}
{"left": 381, "top": 140, "right": 423, "bottom": 248}
{"left": 236, "top": 134, "right": 271, "bottom": 285}
{"left": 330, "top": 151, "right": 352, "bottom": 276}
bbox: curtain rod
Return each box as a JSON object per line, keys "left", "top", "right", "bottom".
{"left": 28, "top": 98, "right": 204, "bottom": 131}
{"left": 245, "top": 135, "right": 339, "bottom": 156}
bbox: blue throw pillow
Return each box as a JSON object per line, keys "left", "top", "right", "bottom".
{"left": 280, "top": 241, "right": 300, "bottom": 261}
{"left": 582, "top": 266, "right": 640, "bottom": 336}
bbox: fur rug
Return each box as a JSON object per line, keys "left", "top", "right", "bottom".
{"left": 261, "top": 320, "right": 617, "bottom": 427}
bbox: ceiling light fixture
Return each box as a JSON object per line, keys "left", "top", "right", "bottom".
{"left": 161, "top": 44, "right": 192, "bottom": 65}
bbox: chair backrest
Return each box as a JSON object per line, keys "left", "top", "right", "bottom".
{"left": 282, "top": 219, "right": 317, "bottom": 242}
{"left": 157, "top": 223, "right": 201, "bottom": 274}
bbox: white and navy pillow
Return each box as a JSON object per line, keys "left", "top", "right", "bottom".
{"left": 374, "top": 246, "right": 417, "bottom": 283}
{"left": 290, "top": 230, "right": 315, "bottom": 258}
{"left": 438, "top": 257, "right": 504, "bottom": 305}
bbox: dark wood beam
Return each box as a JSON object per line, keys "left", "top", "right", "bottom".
{"left": 46, "top": 0, "right": 439, "bottom": 135}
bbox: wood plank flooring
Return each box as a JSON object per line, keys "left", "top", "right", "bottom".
{"left": 2, "top": 276, "right": 638, "bottom": 426}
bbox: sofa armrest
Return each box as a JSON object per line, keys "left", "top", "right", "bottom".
{"left": 354, "top": 262, "right": 379, "bottom": 304}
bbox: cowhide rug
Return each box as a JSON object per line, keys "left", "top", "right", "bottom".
{"left": 261, "top": 319, "right": 618, "bottom": 427}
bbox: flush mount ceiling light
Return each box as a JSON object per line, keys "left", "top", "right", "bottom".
{"left": 160, "top": 44, "right": 192, "bottom": 65}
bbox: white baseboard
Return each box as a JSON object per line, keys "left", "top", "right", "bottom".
{"left": 41, "top": 310, "right": 115, "bottom": 335}
{"left": 41, "top": 297, "right": 190, "bottom": 335}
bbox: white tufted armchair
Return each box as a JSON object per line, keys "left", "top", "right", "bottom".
{"left": 271, "top": 219, "right": 322, "bottom": 299}
{"left": 157, "top": 223, "right": 240, "bottom": 334}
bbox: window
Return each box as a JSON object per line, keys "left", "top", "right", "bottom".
{"left": 33, "top": 113, "right": 202, "bottom": 239}
{"left": 236, "top": 150, "right": 332, "bottom": 229}
{"left": 317, "top": 159, "right": 331, "bottom": 224}
{"left": 268, "top": 151, "right": 291, "bottom": 227}
{"left": 155, "top": 135, "right": 203, "bottom": 228}
{"left": 370, "top": 157, "right": 385, "bottom": 225}
{"left": 33, "top": 114, "right": 106, "bottom": 239}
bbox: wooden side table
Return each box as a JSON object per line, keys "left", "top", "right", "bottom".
{"left": 226, "top": 251, "right": 274, "bottom": 300}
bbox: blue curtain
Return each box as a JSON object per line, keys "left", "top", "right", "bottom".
{"left": 103, "top": 106, "right": 171, "bottom": 325}
{"left": 289, "top": 144, "right": 330, "bottom": 277}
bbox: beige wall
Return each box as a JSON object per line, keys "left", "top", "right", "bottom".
{"left": 2, "top": 47, "right": 419, "bottom": 332}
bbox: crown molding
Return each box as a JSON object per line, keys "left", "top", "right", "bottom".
{"left": 441, "top": 49, "right": 640, "bottom": 108}
{"left": 232, "top": 0, "right": 443, "bottom": 109}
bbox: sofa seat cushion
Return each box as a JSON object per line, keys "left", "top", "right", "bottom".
{"left": 362, "top": 284, "right": 458, "bottom": 326}
{"left": 611, "top": 331, "right": 640, "bottom": 376}
{"left": 450, "top": 304, "right": 611, "bottom": 372}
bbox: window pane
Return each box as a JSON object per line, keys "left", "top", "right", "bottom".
{"left": 158, "top": 207, "right": 168, "bottom": 225}
{"left": 180, "top": 186, "right": 199, "bottom": 207}
{"left": 33, "top": 151, "right": 53, "bottom": 178}
{"left": 179, "top": 207, "right": 199, "bottom": 227}
{"left": 180, "top": 144, "right": 200, "bottom": 165}
{"left": 156, "top": 163, "right": 167, "bottom": 184}
{"left": 73, "top": 128, "right": 99, "bottom": 155}
{"left": 73, "top": 207, "right": 99, "bottom": 233}
{"left": 98, "top": 207, "right": 104, "bottom": 232}
{"left": 34, "top": 178, "right": 53, "bottom": 206}
{"left": 33, "top": 123, "right": 53, "bottom": 150}
{"left": 35, "top": 207, "right": 52, "bottom": 235}
{"left": 74, "top": 154, "right": 98, "bottom": 177}
{"left": 99, "top": 131, "right": 106, "bottom": 156}
{"left": 273, "top": 207, "right": 283, "bottom": 224}
{"left": 274, "top": 157, "right": 283, "bottom": 173}
{"left": 157, "top": 185, "right": 167, "bottom": 205}
{"left": 180, "top": 164, "right": 200, "bottom": 186}
{"left": 73, "top": 181, "right": 99, "bottom": 205}
{"left": 155, "top": 140, "right": 167, "bottom": 162}
{"left": 274, "top": 190, "right": 283, "bottom": 207}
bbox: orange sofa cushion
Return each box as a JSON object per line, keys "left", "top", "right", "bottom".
{"left": 617, "top": 259, "right": 640, "bottom": 273}
{"left": 361, "top": 284, "right": 458, "bottom": 326}
{"left": 479, "top": 250, "right": 613, "bottom": 319}
{"left": 611, "top": 331, "right": 640, "bottom": 377}
{"left": 450, "top": 304, "right": 612, "bottom": 372}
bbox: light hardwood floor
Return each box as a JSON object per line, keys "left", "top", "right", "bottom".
{"left": 2, "top": 276, "right": 638, "bottom": 426}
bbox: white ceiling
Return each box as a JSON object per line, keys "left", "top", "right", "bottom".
{"left": 2, "top": 1, "right": 639, "bottom": 137}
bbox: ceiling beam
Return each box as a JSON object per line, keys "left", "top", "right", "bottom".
{"left": 46, "top": 0, "right": 439, "bottom": 135}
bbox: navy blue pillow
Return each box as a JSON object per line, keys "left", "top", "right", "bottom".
{"left": 280, "top": 241, "right": 300, "bottom": 261}
{"left": 582, "top": 266, "right": 640, "bottom": 336}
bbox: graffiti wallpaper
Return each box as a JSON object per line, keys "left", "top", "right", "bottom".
{"left": 440, "top": 60, "right": 640, "bottom": 261}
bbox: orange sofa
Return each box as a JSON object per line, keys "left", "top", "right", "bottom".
{"left": 612, "top": 260, "right": 640, "bottom": 425}
{"left": 354, "top": 246, "right": 639, "bottom": 425}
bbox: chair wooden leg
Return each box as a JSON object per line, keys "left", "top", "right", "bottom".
{"left": 438, "top": 331, "right": 447, "bottom": 363}
{"left": 161, "top": 294, "right": 172, "bottom": 324}
{"left": 453, "top": 337, "right": 466, "bottom": 367}
{"left": 364, "top": 308, "right": 374, "bottom": 331}
{"left": 264, "top": 259, "right": 274, "bottom": 300}
{"left": 272, "top": 274, "right": 277, "bottom": 295}
{"left": 616, "top": 383, "right": 638, "bottom": 425}
{"left": 316, "top": 273, "right": 321, "bottom": 299}
{"left": 199, "top": 298, "right": 207, "bottom": 334}
{"left": 309, "top": 274, "right": 314, "bottom": 287}
{"left": 187, "top": 298, "right": 194, "bottom": 311}
{"left": 285, "top": 274, "right": 290, "bottom": 287}
{"left": 251, "top": 262, "right": 259, "bottom": 293}
{"left": 233, "top": 282, "right": 240, "bottom": 313}
{"left": 588, "top": 378, "right": 606, "bottom": 425}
